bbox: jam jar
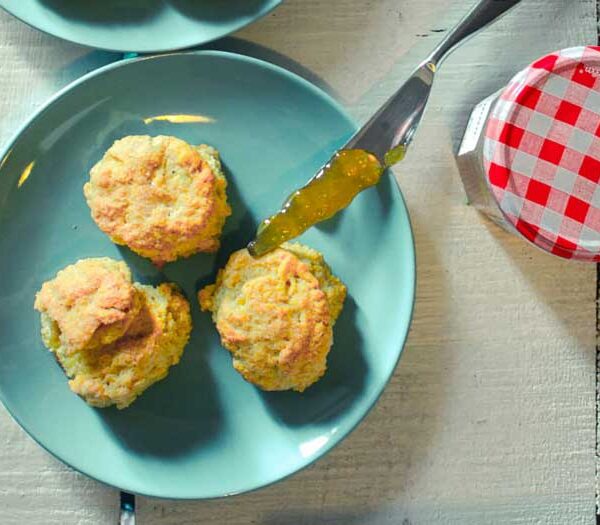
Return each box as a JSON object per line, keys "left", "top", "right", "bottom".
{"left": 457, "top": 46, "right": 600, "bottom": 261}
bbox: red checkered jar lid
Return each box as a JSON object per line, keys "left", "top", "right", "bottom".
{"left": 484, "top": 46, "right": 600, "bottom": 261}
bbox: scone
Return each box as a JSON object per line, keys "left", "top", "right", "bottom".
{"left": 34, "top": 257, "right": 142, "bottom": 355}
{"left": 34, "top": 258, "right": 192, "bottom": 409}
{"left": 199, "top": 243, "right": 346, "bottom": 392}
{"left": 84, "top": 135, "right": 231, "bottom": 266}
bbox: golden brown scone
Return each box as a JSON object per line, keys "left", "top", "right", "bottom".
{"left": 35, "top": 259, "right": 192, "bottom": 409}
{"left": 34, "top": 258, "right": 142, "bottom": 355}
{"left": 282, "top": 243, "right": 346, "bottom": 323}
{"left": 199, "top": 243, "right": 346, "bottom": 392}
{"left": 84, "top": 135, "right": 231, "bottom": 266}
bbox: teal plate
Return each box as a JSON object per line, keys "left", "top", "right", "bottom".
{"left": 0, "top": 0, "right": 281, "bottom": 53}
{"left": 0, "top": 51, "right": 415, "bottom": 498}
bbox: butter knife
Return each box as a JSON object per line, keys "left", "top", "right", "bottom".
{"left": 248, "top": 0, "right": 523, "bottom": 256}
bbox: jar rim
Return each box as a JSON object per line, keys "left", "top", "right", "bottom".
{"left": 483, "top": 45, "right": 600, "bottom": 261}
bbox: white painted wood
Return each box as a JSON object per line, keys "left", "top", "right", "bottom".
{"left": 0, "top": 1, "right": 597, "bottom": 523}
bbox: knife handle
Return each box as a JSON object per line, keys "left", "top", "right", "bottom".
{"left": 345, "top": 0, "right": 523, "bottom": 164}
{"left": 119, "top": 492, "right": 135, "bottom": 525}
{"left": 429, "top": 0, "right": 523, "bottom": 66}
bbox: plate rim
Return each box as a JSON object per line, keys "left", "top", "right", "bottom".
{"left": 0, "top": 0, "right": 283, "bottom": 53}
{"left": 0, "top": 49, "right": 416, "bottom": 499}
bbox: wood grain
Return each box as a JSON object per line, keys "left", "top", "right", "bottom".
{"left": 0, "top": 1, "right": 597, "bottom": 523}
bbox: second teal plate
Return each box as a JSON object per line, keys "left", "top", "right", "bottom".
{"left": 0, "top": 51, "right": 415, "bottom": 498}
{"left": 0, "top": 0, "right": 281, "bottom": 52}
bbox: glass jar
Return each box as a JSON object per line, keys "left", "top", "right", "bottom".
{"left": 457, "top": 46, "right": 600, "bottom": 261}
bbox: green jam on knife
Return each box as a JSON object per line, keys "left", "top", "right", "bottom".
{"left": 248, "top": 147, "right": 405, "bottom": 257}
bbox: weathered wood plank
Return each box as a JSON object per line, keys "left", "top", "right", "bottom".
{"left": 0, "top": 0, "right": 597, "bottom": 523}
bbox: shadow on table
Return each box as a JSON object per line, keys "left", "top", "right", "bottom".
{"left": 365, "top": 209, "right": 454, "bottom": 494}
{"left": 479, "top": 215, "right": 596, "bottom": 356}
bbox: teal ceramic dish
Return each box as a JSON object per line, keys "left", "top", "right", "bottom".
{"left": 0, "top": 51, "right": 415, "bottom": 498}
{"left": 0, "top": 0, "right": 281, "bottom": 53}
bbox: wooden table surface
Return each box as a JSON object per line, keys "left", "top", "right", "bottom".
{"left": 1, "top": 1, "right": 598, "bottom": 523}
